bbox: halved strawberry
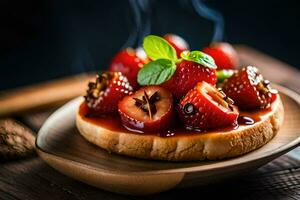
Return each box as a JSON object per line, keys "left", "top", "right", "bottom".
{"left": 163, "top": 34, "right": 189, "bottom": 57}
{"left": 162, "top": 60, "right": 217, "bottom": 99}
{"left": 109, "top": 48, "right": 148, "bottom": 89}
{"left": 222, "top": 66, "right": 277, "bottom": 110}
{"left": 118, "top": 86, "right": 174, "bottom": 132}
{"left": 203, "top": 42, "right": 238, "bottom": 69}
{"left": 85, "top": 72, "right": 133, "bottom": 116}
{"left": 177, "top": 82, "right": 239, "bottom": 131}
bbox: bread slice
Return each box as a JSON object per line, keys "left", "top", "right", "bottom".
{"left": 76, "top": 96, "right": 284, "bottom": 161}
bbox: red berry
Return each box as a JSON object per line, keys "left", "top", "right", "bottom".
{"left": 163, "top": 34, "right": 189, "bottom": 57}
{"left": 85, "top": 72, "right": 133, "bottom": 116}
{"left": 178, "top": 82, "right": 239, "bottom": 131}
{"left": 109, "top": 48, "right": 148, "bottom": 89}
{"left": 222, "top": 66, "right": 277, "bottom": 110}
{"left": 118, "top": 86, "right": 174, "bottom": 132}
{"left": 271, "top": 93, "right": 277, "bottom": 103}
{"left": 203, "top": 42, "right": 238, "bottom": 69}
{"left": 162, "top": 60, "right": 217, "bottom": 99}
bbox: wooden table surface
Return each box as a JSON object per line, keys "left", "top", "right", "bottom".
{"left": 1, "top": 46, "right": 300, "bottom": 200}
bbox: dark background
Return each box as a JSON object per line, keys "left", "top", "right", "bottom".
{"left": 0, "top": 0, "right": 299, "bottom": 91}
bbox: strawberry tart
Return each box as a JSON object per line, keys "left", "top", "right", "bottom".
{"left": 76, "top": 34, "right": 284, "bottom": 161}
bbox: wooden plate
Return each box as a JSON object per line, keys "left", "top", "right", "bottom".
{"left": 36, "top": 85, "right": 300, "bottom": 195}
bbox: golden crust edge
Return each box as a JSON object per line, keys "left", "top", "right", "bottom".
{"left": 76, "top": 96, "right": 284, "bottom": 161}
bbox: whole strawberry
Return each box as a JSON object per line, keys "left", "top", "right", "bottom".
{"left": 162, "top": 60, "right": 217, "bottom": 99}
{"left": 203, "top": 42, "right": 238, "bottom": 69}
{"left": 109, "top": 48, "right": 148, "bottom": 89}
{"left": 138, "top": 35, "right": 217, "bottom": 100}
{"left": 222, "top": 66, "right": 277, "bottom": 110}
{"left": 178, "top": 82, "right": 239, "bottom": 131}
{"left": 85, "top": 72, "right": 133, "bottom": 116}
{"left": 163, "top": 34, "right": 189, "bottom": 57}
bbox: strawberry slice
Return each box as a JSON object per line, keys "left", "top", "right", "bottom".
{"left": 177, "top": 82, "right": 239, "bottom": 131}
{"left": 163, "top": 34, "right": 189, "bottom": 57}
{"left": 109, "top": 48, "right": 148, "bottom": 89}
{"left": 162, "top": 60, "right": 217, "bottom": 99}
{"left": 118, "top": 86, "right": 174, "bottom": 132}
{"left": 203, "top": 42, "right": 238, "bottom": 69}
{"left": 85, "top": 72, "right": 133, "bottom": 116}
{"left": 222, "top": 66, "right": 277, "bottom": 110}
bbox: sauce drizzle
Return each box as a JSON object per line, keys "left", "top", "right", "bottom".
{"left": 79, "top": 102, "right": 268, "bottom": 137}
{"left": 237, "top": 116, "right": 255, "bottom": 125}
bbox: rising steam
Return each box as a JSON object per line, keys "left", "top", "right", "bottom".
{"left": 124, "top": 0, "right": 224, "bottom": 48}
{"left": 191, "top": 0, "right": 224, "bottom": 42}
{"left": 123, "top": 0, "right": 152, "bottom": 48}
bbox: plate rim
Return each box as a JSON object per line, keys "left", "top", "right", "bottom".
{"left": 36, "top": 84, "right": 300, "bottom": 175}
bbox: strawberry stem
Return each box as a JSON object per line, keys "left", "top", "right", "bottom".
{"left": 175, "top": 58, "right": 183, "bottom": 64}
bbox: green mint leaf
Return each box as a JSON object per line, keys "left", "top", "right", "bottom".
{"left": 180, "top": 50, "right": 217, "bottom": 69}
{"left": 143, "top": 35, "right": 177, "bottom": 61}
{"left": 216, "top": 69, "right": 235, "bottom": 83}
{"left": 137, "top": 59, "right": 176, "bottom": 85}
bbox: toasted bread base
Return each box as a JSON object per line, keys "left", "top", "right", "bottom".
{"left": 76, "top": 96, "right": 284, "bottom": 161}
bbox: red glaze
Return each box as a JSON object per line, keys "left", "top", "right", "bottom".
{"left": 177, "top": 82, "right": 239, "bottom": 130}
{"left": 79, "top": 97, "right": 274, "bottom": 137}
{"left": 203, "top": 42, "right": 238, "bottom": 69}
{"left": 109, "top": 48, "right": 148, "bottom": 89}
{"left": 222, "top": 66, "right": 276, "bottom": 110}
{"left": 85, "top": 72, "right": 133, "bottom": 116}
{"left": 163, "top": 34, "right": 189, "bottom": 57}
{"left": 162, "top": 60, "right": 217, "bottom": 99}
{"left": 118, "top": 86, "right": 174, "bottom": 132}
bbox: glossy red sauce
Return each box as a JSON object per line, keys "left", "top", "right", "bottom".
{"left": 79, "top": 102, "right": 271, "bottom": 137}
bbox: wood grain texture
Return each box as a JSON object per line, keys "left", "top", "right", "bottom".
{"left": 0, "top": 46, "right": 300, "bottom": 199}
{"left": 0, "top": 73, "right": 95, "bottom": 117}
{"left": 0, "top": 155, "right": 299, "bottom": 200}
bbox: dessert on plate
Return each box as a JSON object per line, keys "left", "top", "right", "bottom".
{"left": 76, "top": 34, "right": 284, "bottom": 161}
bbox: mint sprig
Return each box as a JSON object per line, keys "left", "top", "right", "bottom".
{"left": 138, "top": 35, "right": 218, "bottom": 86}
{"left": 137, "top": 59, "right": 176, "bottom": 85}
{"left": 180, "top": 50, "right": 217, "bottom": 69}
{"left": 138, "top": 35, "right": 178, "bottom": 85}
{"left": 142, "top": 35, "right": 177, "bottom": 61}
